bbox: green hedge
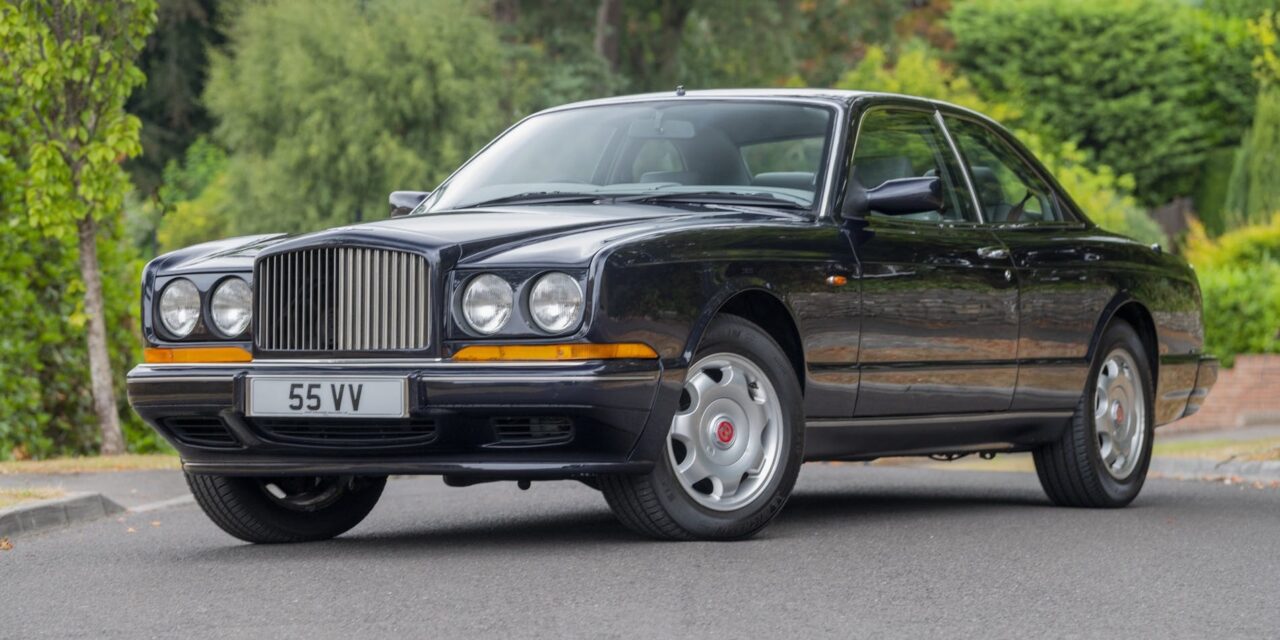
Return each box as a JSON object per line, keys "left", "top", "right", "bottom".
{"left": 1185, "top": 215, "right": 1280, "bottom": 365}
{"left": 950, "top": 0, "right": 1259, "bottom": 206}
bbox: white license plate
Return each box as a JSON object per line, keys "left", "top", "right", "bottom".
{"left": 247, "top": 377, "right": 407, "bottom": 418}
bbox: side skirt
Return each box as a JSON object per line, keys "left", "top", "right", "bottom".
{"left": 803, "top": 411, "right": 1074, "bottom": 462}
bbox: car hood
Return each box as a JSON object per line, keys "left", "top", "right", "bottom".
{"left": 154, "top": 204, "right": 805, "bottom": 273}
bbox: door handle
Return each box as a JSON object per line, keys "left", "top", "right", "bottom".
{"left": 977, "top": 246, "right": 1009, "bottom": 260}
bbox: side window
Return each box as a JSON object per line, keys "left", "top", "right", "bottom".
{"left": 851, "top": 108, "right": 978, "bottom": 223}
{"left": 944, "top": 117, "right": 1066, "bottom": 224}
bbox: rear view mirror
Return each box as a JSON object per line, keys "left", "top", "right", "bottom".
{"left": 389, "top": 190, "right": 430, "bottom": 218}
{"left": 844, "top": 177, "right": 943, "bottom": 219}
{"left": 627, "top": 119, "right": 696, "bottom": 139}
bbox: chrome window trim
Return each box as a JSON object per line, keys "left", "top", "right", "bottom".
{"left": 934, "top": 109, "right": 987, "bottom": 224}
{"left": 936, "top": 111, "right": 1084, "bottom": 227}
{"left": 835, "top": 102, "right": 979, "bottom": 224}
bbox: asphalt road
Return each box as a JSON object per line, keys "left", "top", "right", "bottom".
{"left": 2, "top": 465, "right": 1278, "bottom": 639}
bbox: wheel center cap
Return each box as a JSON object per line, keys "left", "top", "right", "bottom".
{"left": 715, "top": 420, "right": 735, "bottom": 446}
{"left": 1113, "top": 401, "right": 1126, "bottom": 425}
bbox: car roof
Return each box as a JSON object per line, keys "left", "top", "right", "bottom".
{"left": 539, "top": 88, "right": 997, "bottom": 124}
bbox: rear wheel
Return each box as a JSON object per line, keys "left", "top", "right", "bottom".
{"left": 1034, "top": 321, "right": 1154, "bottom": 508}
{"left": 186, "top": 473, "right": 386, "bottom": 543}
{"left": 600, "top": 315, "right": 804, "bottom": 540}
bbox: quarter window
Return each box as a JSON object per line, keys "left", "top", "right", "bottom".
{"left": 850, "top": 109, "right": 978, "bottom": 223}
{"left": 944, "top": 117, "right": 1066, "bottom": 224}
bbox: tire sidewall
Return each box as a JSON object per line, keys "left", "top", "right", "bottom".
{"left": 648, "top": 316, "right": 804, "bottom": 539}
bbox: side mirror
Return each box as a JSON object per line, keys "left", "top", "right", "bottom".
{"left": 389, "top": 190, "right": 430, "bottom": 218}
{"left": 843, "top": 177, "right": 943, "bottom": 219}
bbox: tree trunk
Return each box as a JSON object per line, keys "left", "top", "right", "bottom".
{"left": 76, "top": 214, "right": 125, "bottom": 455}
{"left": 594, "top": 0, "right": 622, "bottom": 73}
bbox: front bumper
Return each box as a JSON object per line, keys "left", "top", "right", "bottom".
{"left": 127, "top": 359, "right": 664, "bottom": 479}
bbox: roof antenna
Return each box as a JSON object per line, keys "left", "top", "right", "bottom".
{"left": 675, "top": 84, "right": 686, "bottom": 97}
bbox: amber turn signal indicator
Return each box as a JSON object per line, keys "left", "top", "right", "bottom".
{"left": 826, "top": 275, "right": 848, "bottom": 287}
{"left": 143, "top": 346, "right": 253, "bottom": 364}
{"left": 452, "top": 343, "right": 658, "bottom": 361}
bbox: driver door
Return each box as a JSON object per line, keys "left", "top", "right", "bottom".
{"left": 847, "top": 107, "right": 1020, "bottom": 416}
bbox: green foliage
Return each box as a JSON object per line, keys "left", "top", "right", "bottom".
{"left": 836, "top": 44, "right": 1164, "bottom": 245}
{"left": 1193, "top": 147, "right": 1239, "bottom": 236}
{"left": 1203, "top": 0, "right": 1280, "bottom": 19}
{"left": 126, "top": 0, "right": 227, "bottom": 195}
{"left": 0, "top": 0, "right": 155, "bottom": 234}
{"left": 205, "top": 0, "right": 507, "bottom": 234}
{"left": 1184, "top": 215, "right": 1280, "bottom": 365}
{"left": 125, "top": 136, "right": 233, "bottom": 254}
{"left": 0, "top": 0, "right": 158, "bottom": 459}
{"left": 950, "top": 0, "right": 1259, "bottom": 206}
{"left": 1224, "top": 88, "right": 1280, "bottom": 225}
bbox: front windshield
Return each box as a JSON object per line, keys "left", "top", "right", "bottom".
{"left": 417, "top": 100, "right": 836, "bottom": 214}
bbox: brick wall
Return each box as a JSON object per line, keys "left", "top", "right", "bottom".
{"left": 1166, "top": 354, "right": 1280, "bottom": 433}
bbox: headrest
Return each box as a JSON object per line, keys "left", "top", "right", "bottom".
{"left": 852, "top": 156, "right": 913, "bottom": 189}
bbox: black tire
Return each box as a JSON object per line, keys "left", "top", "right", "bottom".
{"left": 186, "top": 473, "right": 386, "bottom": 543}
{"left": 1034, "top": 320, "right": 1154, "bottom": 508}
{"left": 600, "top": 315, "right": 804, "bottom": 540}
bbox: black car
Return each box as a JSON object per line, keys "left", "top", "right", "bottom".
{"left": 127, "top": 89, "right": 1218, "bottom": 543}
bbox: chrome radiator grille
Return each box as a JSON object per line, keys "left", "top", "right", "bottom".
{"left": 255, "top": 247, "right": 429, "bottom": 352}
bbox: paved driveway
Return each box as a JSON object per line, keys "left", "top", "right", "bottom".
{"left": 2, "top": 465, "right": 1277, "bottom": 639}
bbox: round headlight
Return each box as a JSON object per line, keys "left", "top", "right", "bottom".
{"left": 529, "top": 272, "right": 584, "bottom": 333}
{"left": 211, "top": 277, "right": 252, "bottom": 337}
{"left": 462, "top": 274, "right": 513, "bottom": 335}
{"left": 158, "top": 278, "right": 201, "bottom": 338}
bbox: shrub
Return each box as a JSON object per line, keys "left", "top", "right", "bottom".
{"left": 950, "top": 0, "right": 1260, "bottom": 206}
{"left": 1184, "top": 215, "right": 1280, "bottom": 365}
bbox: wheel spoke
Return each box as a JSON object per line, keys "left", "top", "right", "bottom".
{"left": 670, "top": 410, "right": 699, "bottom": 446}
{"left": 709, "top": 466, "right": 743, "bottom": 500}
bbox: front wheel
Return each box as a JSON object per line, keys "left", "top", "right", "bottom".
{"left": 600, "top": 315, "right": 804, "bottom": 540}
{"left": 1034, "top": 320, "right": 1154, "bottom": 508}
{"left": 186, "top": 473, "right": 386, "bottom": 543}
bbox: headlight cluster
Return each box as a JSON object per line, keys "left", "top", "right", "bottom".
{"left": 460, "top": 272, "right": 584, "bottom": 336}
{"left": 157, "top": 277, "right": 252, "bottom": 338}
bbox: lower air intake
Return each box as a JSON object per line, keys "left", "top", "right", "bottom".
{"left": 491, "top": 416, "right": 574, "bottom": 446}
{"left": 252, "top": 418, "right": 437, "bottom": 447}
{"left": 163, "top": 417, "right": 238, "bottom": 448}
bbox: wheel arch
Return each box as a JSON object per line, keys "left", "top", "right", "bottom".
{"left": 1089, "top": 294, "right": 1159, "bottom": 390}
{"left": 686, "top": 287, "right": 807, "bottom": 395}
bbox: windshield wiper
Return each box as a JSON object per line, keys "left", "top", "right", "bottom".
{"left": 462, "top": 191, "right": 603, "bottom": 209}
{"left": 616, "top": 191, "right": 810, "bottom": 211}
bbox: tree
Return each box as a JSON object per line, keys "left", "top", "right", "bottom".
{"left": 126, "top": 0, "right": 227, "bottom": 196}
{"left": 0, "top": 0, "right": 157, "bottom": 455}
{"left": 205, "top": 0, "right": 507, "bottom": 234}
{"left": 949, "top": 0, "right": 1259, "bottom": 206}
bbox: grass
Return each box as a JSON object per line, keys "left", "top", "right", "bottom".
{"left": 0, "top": 487, "right": 66, "bottom": 510}
{"left": 903, "top": 435, "right": 1280, "bottom": 473}
{"left": 0, "top": 453, "right": 180, "bottom": 476}
{"left": 1152, "top": 437, "right": 1280, "bottom": 462}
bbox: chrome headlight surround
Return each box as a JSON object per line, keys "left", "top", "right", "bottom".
{"left": 461, "top": 273, "right": 514, "bottom": 335}
{"left": 528, "top": 272, "right": 584, "bottom": 334}
{"left": 158, "top": 278, "right": 201, "bottom": 339}
{"left": 210, "top": 277, "right": 252, "bottom": 337}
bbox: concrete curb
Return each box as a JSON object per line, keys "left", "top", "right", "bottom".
{"left": 1150, "top": 457, "right": 1280, "bottom": 484}
{"left": 0, "top": 492, "right": 126, "bottom": 538}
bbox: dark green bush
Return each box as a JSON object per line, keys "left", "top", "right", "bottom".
{"left": 950, "top": 0, "right": 1259, "bottom": 206}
